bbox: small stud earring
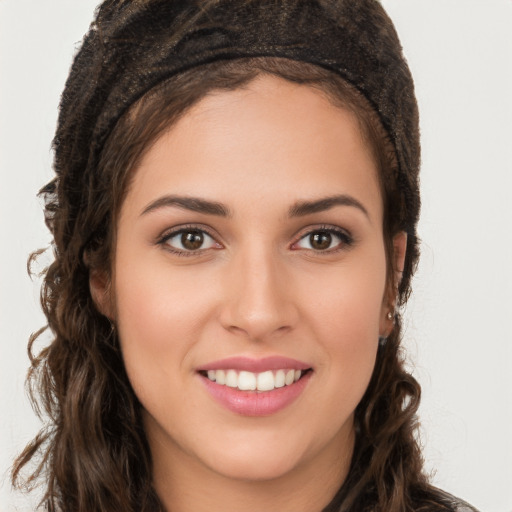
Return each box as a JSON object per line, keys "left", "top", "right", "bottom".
{"left": 106, "top": 320, "right": 118, "bottom": 348}
{"left": 378, "top": 336, "right": 387, "bottom": 347}
{"left": 387, "top": 311, "right": 393, "bottom": 320}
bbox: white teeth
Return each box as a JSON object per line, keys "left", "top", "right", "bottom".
{"left": 256, "top": 370, "right": 275, "bottom": 391}
{"left": 275, "top": 369, "right": 285, "bottom": 388}
{"left": 216, "top": 369, "right": 226, "bottom": 385}
{"left": 238, "top": 371, "right": 256, "bottom": 391}
{"left": 204, "top": 368, "right": 306, "bottom": 391}
{"left": 225, "top": 369, "right": 238, "bottom": 388}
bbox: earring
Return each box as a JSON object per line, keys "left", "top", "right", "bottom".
{"left": 105, "top": 320, "right": 119, "bottom": 349}
{"left": 380, "top": 307, "right": 396, "bottom": 346}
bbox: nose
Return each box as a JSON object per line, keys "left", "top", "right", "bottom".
{"left": 219, "top": 246, "right": 298, "bottom": 341}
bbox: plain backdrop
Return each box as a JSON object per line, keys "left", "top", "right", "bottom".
{"left": 1, "top": 1, "right": 511, "bottom": 511}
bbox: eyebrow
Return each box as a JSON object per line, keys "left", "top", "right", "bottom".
{"left": 141, "top": 195, "right": 231, "bottom": 217}
{"left": 140, "top": 193, "right": 368, "bottom": 219}
{"left": 288, "top": 194, "right": 369, "bottom": 218}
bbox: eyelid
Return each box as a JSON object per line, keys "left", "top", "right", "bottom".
{"left": 290, "top": 224, "right": 354, "bottom": 252}
{"left": 156, "top": 223, "right": 353, "bottom": 255}
{"left": 157, "top": 224, "right": 223, "bottom": 255}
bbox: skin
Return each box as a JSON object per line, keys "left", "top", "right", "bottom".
{"left": 92, "top": 75, "right": 406, "bottom": 512}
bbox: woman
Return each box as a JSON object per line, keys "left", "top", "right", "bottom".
{"left": 11, "top": 1, "right": 481, "bottom": 511}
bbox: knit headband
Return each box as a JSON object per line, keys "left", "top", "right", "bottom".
{"left": 51, "top": 0, "right": 420, "bottom": 288}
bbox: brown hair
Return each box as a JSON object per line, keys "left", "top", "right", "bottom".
{"left": 13, "top": 55, "right": 451, "bottom": 512}
{"left": 12, "top": 0, "right": 457, "bottom": 510}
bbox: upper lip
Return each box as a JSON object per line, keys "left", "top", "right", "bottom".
{"left": 197, "top": 356, "right": 312, "bottom": 373}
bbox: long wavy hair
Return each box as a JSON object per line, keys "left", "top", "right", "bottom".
{"left": 13, "top": 7, "right": 451, "bottom": 512}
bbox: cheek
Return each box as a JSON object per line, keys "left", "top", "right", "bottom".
{"left": 302, "top": 249, "right": 387, "bottom": 400}
{"left": 114, "top": 242, "right": 212, "bottom": 341}
{"left": 305, "top": 249, "right": 387, "bottom": 344}
{"left": 112, "top": 245, "right": 231, "bottom": 414}
{"left": 112, "top": 251, "right": 204, "bottom": 398}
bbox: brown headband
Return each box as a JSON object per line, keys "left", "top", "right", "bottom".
{"left": 50, "top": 0, "right": 420, "bottom": 289}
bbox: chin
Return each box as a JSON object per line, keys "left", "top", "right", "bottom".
{"left": 198, "top": 419, "right": 345, "bottom": 483}
{"left": 204, "top": 444, "right": 307, "bottom": 482}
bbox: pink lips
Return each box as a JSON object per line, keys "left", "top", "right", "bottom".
{"left": 198, "top": 356, "right": 311, "bottom": 373}
{"left": 197, "top": 356, "right": 312, "bottom": 417}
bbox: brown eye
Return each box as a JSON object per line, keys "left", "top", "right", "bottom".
{"left": 181, "top": 230, "right": 204, "bottom": 250}
{"left": 162, "top": 228, "right": 218, "bottom": 253}
{"left": 309, "top": 232, "right": 332, "bottom": 250}
{"left": 294, "top": 228, "right": 353, "bottom": 252}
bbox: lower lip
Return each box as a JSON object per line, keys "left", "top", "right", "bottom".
{"left": 200, "top": 372, "right": 312, "bottom": 416}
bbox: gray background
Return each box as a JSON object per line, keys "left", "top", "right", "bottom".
{"left": 1, "top": 1, "right": 511, "bottom": 510}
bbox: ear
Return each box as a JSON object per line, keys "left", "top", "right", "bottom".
{"left": 392, "top": 231, "right": 407, "bottom": 286}
{"left": 89, "top": 269, "right": 114, "bottom": 320}
{"left": 379, "top": 231, "right": 407, "bottom": 337}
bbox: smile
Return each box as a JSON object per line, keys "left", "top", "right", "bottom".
{"left": 201, "top": 369, "right": 307, "bottom": 392}
{"left": 197, "top": 356, "right": 313, "bottom": 416}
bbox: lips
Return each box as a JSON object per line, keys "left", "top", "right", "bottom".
{"left": 198, "top": 356, "right": 311, "bottom": 373}
{"left": 197, "top": 356, "right": 313, "bottom": 416}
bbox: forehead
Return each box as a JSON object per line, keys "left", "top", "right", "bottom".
{"left": 122, "top": 75, "right": 382, "bottom": 222}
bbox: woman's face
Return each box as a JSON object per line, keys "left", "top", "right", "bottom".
{"left": 95, "top": 75, "right": 400, "bottom": 484}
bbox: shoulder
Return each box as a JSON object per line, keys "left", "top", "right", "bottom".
{"left": 425, "top": 487, "right": 481, "bottom": 512}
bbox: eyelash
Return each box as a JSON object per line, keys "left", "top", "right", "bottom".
{"left": 157, "top": 224, "right": 354, "bottom": 256}
{"left": 291, "top": 225, "right": 354, "bottom": 253}
{"left": 157, "top": 224, "right": 221, "bottom": 257}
